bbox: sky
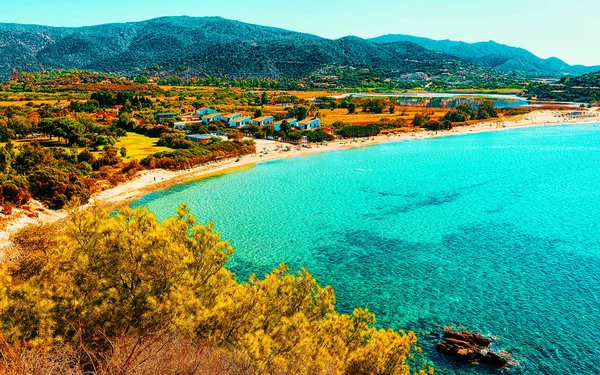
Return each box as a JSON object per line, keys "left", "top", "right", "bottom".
{"left": 0, "top": 0, "right": 598, "bottom": 66}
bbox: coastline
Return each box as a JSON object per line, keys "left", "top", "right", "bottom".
{"left": 1, "top": 109, "right": 599, "bottom": 248}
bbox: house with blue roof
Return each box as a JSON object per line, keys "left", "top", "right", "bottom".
{"left": 222, "top": 113, "right": 242, "bottom": 123}
{"left": 296, "top": 118, "right": 321, "bottom": 130}
{"left": 251, "top": 116, "right": 273, "bottom": 126}
{"left": 201, "top": 113, "right": 222, "bottom": 124}
{"left": 229, "top": 115, "right": 252, "bottom": 127}
{"left": 196, "top": 107, "right": 217, "bottom": 116}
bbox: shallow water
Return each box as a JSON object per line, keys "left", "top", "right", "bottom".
{"left": 133, "top": 124, "right": 600, "bottom": 374}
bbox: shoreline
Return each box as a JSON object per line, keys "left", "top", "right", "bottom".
{"left": 1, "top": 109, "right": 599, "bottom": 248}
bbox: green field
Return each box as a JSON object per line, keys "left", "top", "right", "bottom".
{"left": 0, "top": 133, "right": 172, "bottom": 160}
{"left": 113, "top": 132, "right": 173, "bottom": 160}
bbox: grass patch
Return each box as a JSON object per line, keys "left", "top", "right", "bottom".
{"left": 113, "top": 132, "right": 173, "bottom": 160}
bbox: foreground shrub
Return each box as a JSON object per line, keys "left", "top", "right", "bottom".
{"left": 1, "top": 205, "right": 421, "bottom": 375}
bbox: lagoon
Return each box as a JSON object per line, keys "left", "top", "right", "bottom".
{"left": 133, "top": 124, "right": 600, "bottom": 374}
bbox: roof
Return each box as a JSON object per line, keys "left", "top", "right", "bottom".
{"left": 299, "top": 118, "right": 320, "bottom": 124}
{"left": 223, "top": 113, "right": 241, "bottom": 118}
{"left": 202, "top": 113, "right": 221, "bottom": 119}
{"left": 252, "top": 116, "right": 273, "bottom": 122}
{"left": 231, "top": 115, "right": 251, "bottom": 122}
{"left": 157, "top": 112, "right": 177, "bottom": 116}
{"left": 275, "top": 118, "right": 297, "bottom": 125}
{"left": 187, "top": 134, "right": 213, "bottom": 140}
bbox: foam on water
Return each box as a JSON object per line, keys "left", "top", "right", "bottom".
{"left": 133, "top": 124, "right": 600, "bottom": 374}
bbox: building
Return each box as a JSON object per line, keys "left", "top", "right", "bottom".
{"left": 201, "top": 113, "right": 223, "bottom": 124}
{"left": 186, "top": 134, "right": 214, "bottom": 143}
{"left": 296, "top": 118, "right": 321, "bottom": 130}
{"left": 222, "top": 113, "right": 242, "bottom": 123}
{"left": 173, "top": 122, "right": 187, "bottom": 130}
{"left": 251, "top": 116, "right": 273, "bottom": 126}
{"left": 196, "top": 108, "right": 217, "bottom": 116}
{"left": 274, "top": 118, "right": 297, "bottom": 131}
{"left": 180, "top": 105, "right": 195, "bottom": 113}
{"left": 229, "top": 115, "right": 252, "bottom": 127}
{"left": 156, "top": 112, "right": 178, "bottom": 122}
{"left": 181, "top": 115, "right": 200, "bottom": 122}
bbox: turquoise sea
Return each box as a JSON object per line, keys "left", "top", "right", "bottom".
{"left": 132, "top": 124, "right": 600, "bottom": 374}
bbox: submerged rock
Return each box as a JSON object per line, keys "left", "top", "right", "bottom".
{"left": 436, "top": 331, "right": 509, "bottom": 368}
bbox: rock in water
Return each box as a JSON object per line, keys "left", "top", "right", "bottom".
{"left": 436, "top": 331, "right": 509, "bottom": 368}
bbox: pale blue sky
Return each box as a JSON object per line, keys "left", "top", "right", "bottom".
{"left": 0, "top": 0, "right": 598, "bottom": 66}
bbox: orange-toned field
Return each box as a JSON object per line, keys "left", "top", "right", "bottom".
{"left": 318, "top": 107, "right": 448, "bottom": 126}
{"left": 271, "top": 90, "right": 337, "bottom": 99}
{"left": 0, "top": 100, "right": 71, "bottom": 107}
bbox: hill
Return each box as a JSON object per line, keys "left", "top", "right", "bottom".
{"left": 526, "top": 71, "right": 600, "bottom": 103}
{"left": 370, "top": 34, "right": 600, "bottom": 76}
{"left": 0, "top": 16, "right": 488, "bottom": 82}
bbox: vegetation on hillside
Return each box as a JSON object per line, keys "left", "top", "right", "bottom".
{"left": 0, "top": 16, "right": 527, "bottom": 92}
{"left": 0, "top": 205, "right": 429, "bottom": 375}
{"left": 370, "top": 35, "right": 600, "bottom": 76}
{"left": 526, "top": 73, "right": 600, "bottom": 104}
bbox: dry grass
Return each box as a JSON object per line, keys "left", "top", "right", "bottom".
{"left": 319, "top": 107, "right": 448, "bottom": 125}
{"left": 0, "top": 100, "right": 70, "bottom": 107}
{"left": 0, "top": 335, "right": 263, "bottom": 375}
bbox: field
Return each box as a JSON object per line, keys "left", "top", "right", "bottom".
{"left": 318, "top": 107, "right": 448, "bottom": 126}
{"left": 0, "top": 133, "right": 172, "bottom": 160}
{"left": 112, "top": 132, "right": 173, "bottom": 160}
{"left": 0, "top": 100, "right": 72, "bottom": 107}
{"left": 0, "top": 137, "right": 64, "bottom": 148}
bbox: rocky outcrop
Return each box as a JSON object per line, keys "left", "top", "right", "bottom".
{"left": 436, "top": 331, "right": 508, "bottom": 368}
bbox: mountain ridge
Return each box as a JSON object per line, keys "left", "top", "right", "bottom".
{"left": 0, "top": 16, "right": 597, "bottom": 82}
{"left": 0, "top": 16, "right": 483, "bottom": 82}
{"left": 369, "top": 34, "right": 600, "bottom": 76}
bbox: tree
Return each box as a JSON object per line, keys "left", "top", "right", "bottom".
{"left": 39, "top": 117, "right": 83, "bottom": 145}
{"left": 389, "top": 104, "right": 396, "bottom": 114}
{"left": 287, "top": 106, "right": 308, "bottom": 121}
{"left": 98, "top": 145, "right": 122, "bottom": 167}
{"left": 260, "top": 91, "right": 269, "bottom": 105}
{"left": 476, "top": 100, "right": 498, "bottom": 120}
{"left": 115, "top": 112, "right": 137, "bottom": 131}
{"left": 7, "top": 117, "right": 32, "bottom": 138}
{"left": 0, "top": 119, "right": 15, "bottom": 142}
{"left": 2, "top": 205, "right": 420, "bottom": 375}
{"left": 254, "top": 109, "right": 263, "bottom": 118}
{"left": 26, "top": 166, "right": 90, "bottom": 209}
{"left": 362, "top": 98, "right": 385, "bottom": 114}
{"left": 134, "top": 75, "right": 150, "bottom": 84}
{"left": 119, "top": 147, "right": 127, "bottom": 158}
{"left": 279, "top": 119, "right": 291, "bottom": 133}
{"left": 348, "top": 102, "right": 357, "bottom": 114}
{"left": 412, "top": 113, "right": 430, "bottom": 127}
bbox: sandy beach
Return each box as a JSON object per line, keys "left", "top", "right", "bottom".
{"left": 1, "top": 109, "right": 598, "bottom": 248}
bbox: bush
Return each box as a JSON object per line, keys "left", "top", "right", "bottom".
{"left": 0, "top": 173, "right": 30, "bottom": 208}
{"left": 2, "top": 205, "right": 420, "bottom": 375}
{"left": 158, "top": 133, "right": 196, "bottom": 149}
{"left": 26, "top": 167, "right": 91, "bottom": 209}
{"left": 338, "top": 125, "right": 380, "bottom": 138}
{"left": 142, "top": 140, "right": 255, "bottom": 171}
